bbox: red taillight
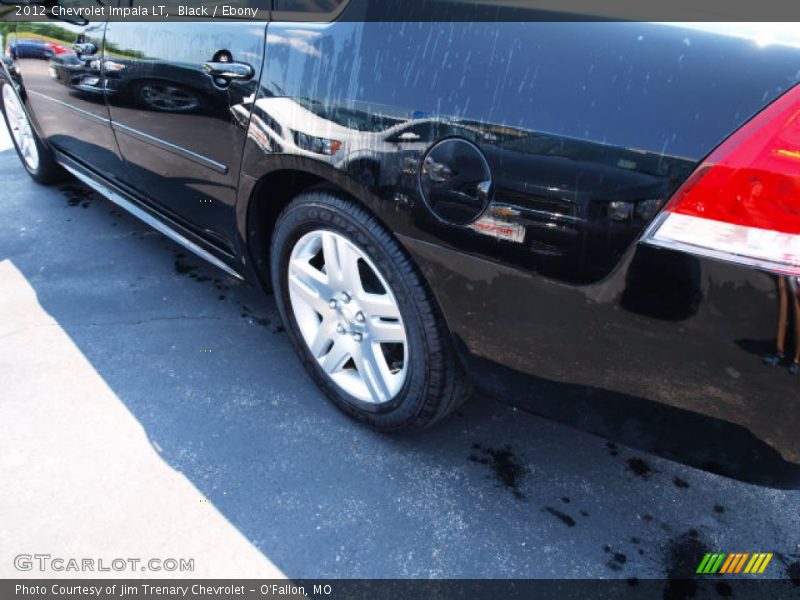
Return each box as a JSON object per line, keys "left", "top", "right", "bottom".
{"left": 46, "top": 42, "right": 69, "bottom": 55}
{"left": 643, "top": 84, "right": 800, "bottom": 275}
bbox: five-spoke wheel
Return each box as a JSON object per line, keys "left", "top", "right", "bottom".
{"left": 1, "top": 82, "right": 63, "bottom": 184}
{"left": 288, "top": 229, "right": 408, "bottom": 405}
{"left": 2, "top": 83, "right": 39, "bottom": 172}
{"left": 272, "top": 191, "right": 468, "bottom": 431}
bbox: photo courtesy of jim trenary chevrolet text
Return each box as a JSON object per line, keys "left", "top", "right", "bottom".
{"left": 2, "top": 0, "right": 800, "bottom": 598}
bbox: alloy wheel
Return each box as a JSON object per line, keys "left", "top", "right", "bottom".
{"left": 2, "top": 85, "right": 39, "bottom": 172}
{"left": 287, "top": 229, "right": 408, "bottom": 405}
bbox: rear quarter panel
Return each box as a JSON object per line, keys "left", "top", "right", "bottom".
{"left": 242, "top": 19, "right": 800, "bottom": 480}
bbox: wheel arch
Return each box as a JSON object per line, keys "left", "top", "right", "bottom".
{"left": 238, "top": 158, "right": 393, "bottom": 293}
{"left": 1, "top": 56, "right": 58, "bottom": 156}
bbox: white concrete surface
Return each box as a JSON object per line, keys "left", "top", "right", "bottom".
{"left": 0, "top": 259, "right": 284, "bottom": 579}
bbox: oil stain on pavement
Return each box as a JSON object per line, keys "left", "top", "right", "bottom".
{"left": 469, "top": 443, "right": 528, "bottom": 500}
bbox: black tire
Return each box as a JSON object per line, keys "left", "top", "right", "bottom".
{"left": 271, "top": 191, "right": 469, "bottom": 431}
{"left": 1, "top": 82, "right": 65, "bottom": 185}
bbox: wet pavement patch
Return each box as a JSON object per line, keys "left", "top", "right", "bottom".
{"left": 543, "top": 507, "right": 576, "bottom": 527}
{"left": 174, "top": 252, "right": 198, "bottom": 277}
{"left": 241, "top": 304, "right": 282, "bottom": 332}
{"left": 673, "top": 476, "right": 690, "bottom": 489}
{"left": 662, "top": 529, "right": 709, "bottom": 598}
{"left": 168, "top": 250, "right": 281, "bottom": 333}
{"left": 172, "top": 252, "right": 211, "bottom": 283}
{"left": 469, "top": 443, "right": 528, "bottom": 499}
{"left": 60, "top": 183, "right": 95, "bottom": 209}
{"left": 607, "top": 551, "right": 627, "bottom": 572}
{"left": 627, "top": 457, "right": 653, "bottom": 479}
{"left": 788, "top": 561, "right": 800, "bottom": 586}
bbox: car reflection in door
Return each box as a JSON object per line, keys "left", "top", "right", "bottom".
{"left": 49, "top": 35, "right": 108, "bottom": 102}
{"left": 52, "top": 52, "right": 229, "bottom": 117}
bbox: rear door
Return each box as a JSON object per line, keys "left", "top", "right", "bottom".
{"left": 13, "top": 1, "right": 124, "bottom": 182}
{"left": 104, "top": 1, "right": 267, "bottom": 252}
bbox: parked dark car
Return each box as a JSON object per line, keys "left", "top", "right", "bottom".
{"left": 3, "top": 2, "right": 800, "bottom": 483}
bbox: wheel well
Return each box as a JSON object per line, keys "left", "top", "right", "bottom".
{"left": 246, "top": 169, "right": 335, "bottom": 291}
{"left": 245, "top": 168, "right": 462, "bottom": 375}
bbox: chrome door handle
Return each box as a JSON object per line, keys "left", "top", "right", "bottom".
{"left": 203, "top": 61, "right": 254, "bottom": 81}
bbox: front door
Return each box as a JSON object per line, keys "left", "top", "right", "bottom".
{"left": 103, "top": 6, "right": 266, "bottom": 252}
{"left": 13, "top": 0, "right": 124, "bottom": 181}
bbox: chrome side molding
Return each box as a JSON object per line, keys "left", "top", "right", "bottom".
{"left": 58, "top": 156, "right": 244, "bottom": 281}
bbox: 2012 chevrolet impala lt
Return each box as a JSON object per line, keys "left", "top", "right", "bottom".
{"left": 2, "top": 1, "right": 799, "bottom": 477}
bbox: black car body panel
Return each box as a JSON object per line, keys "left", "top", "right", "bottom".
{"left": 102, "top": 20, "right": 266, "bottom": 251}
{"left": 404, "top": 237, "right": 800, "bottom": 483}
{"left": 248, "top": 20, "right": 800, "bottom": 283}
{"left": 3, "top": 9, "right": 800, "bottom": 483}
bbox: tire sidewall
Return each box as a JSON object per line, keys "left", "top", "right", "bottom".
{"left": 271, "top": 194, "right": 432, "bottom": 430}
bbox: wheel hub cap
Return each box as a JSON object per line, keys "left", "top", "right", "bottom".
{"left": 334, "top": 298, "right": 362, "bottom": 332}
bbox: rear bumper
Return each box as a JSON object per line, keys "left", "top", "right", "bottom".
{"left": 401, "top": 235, "right": 800, "bottom": 486}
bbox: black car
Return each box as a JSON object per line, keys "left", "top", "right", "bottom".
{"left": 3, "top": 2, "right": 800, "bottom": 479}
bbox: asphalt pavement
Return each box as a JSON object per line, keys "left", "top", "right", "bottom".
{"left": 1, "top": 119, "right": 799, "bottom": 584}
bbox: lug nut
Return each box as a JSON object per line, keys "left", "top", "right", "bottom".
{"left": 337, "top": 325, "right": 345, "bottom": 334}
{"left": 353, "top": 333, "right": 363, "bottom": 342}
{"left": 341, "top": 292, "right": 351, "bottom": 304}
{"left": 355, "top": 312, "right": 365, "bottom": 323}
{"left": 329, "top": 299, "right": 338, "bottom": 309}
